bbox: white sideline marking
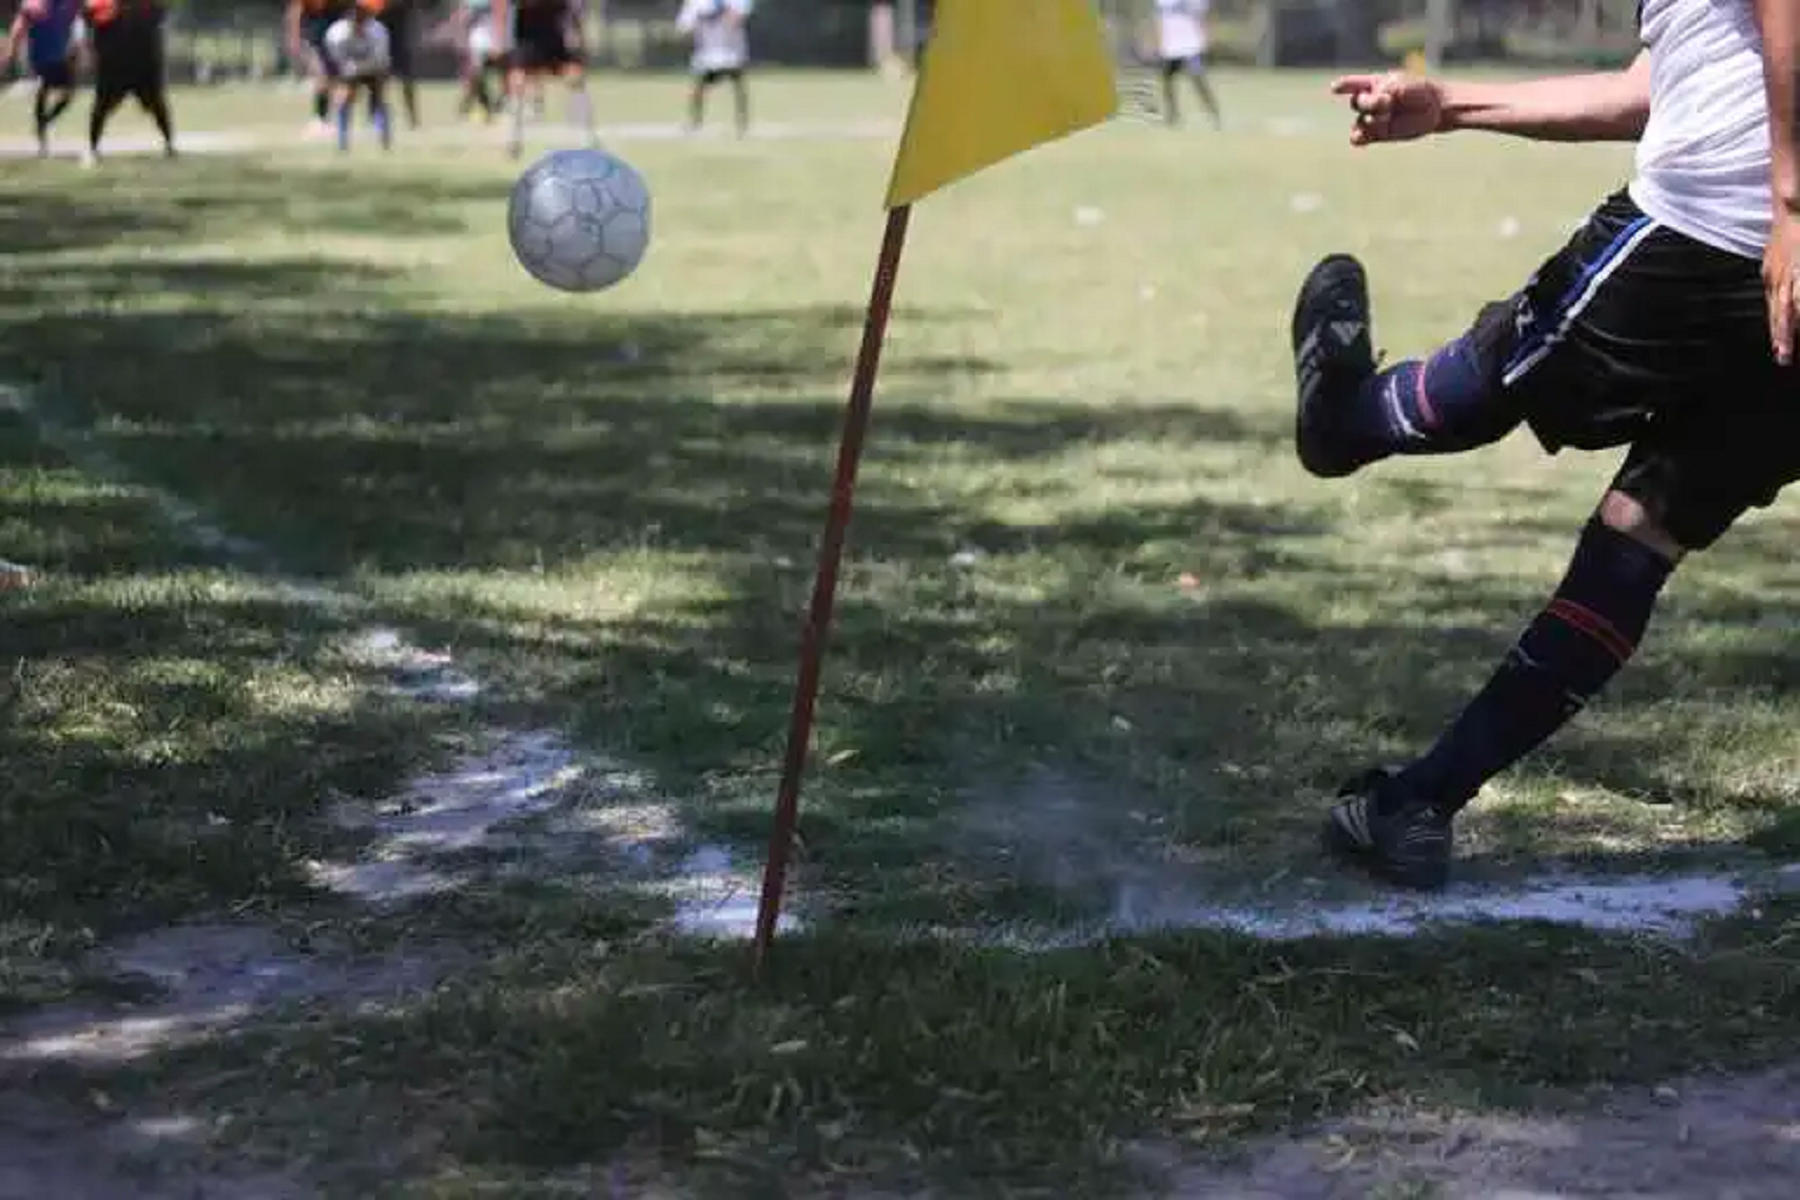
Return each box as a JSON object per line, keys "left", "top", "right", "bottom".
{"left": 0, "top": 381, "right": 778, "bottom": 938}
{"left": 3, "top": 374, "right": 1793, "bottom": 953}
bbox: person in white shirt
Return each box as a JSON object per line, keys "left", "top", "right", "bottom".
{"left": 676, "top": 0, "right": 751, "bottom": 136}
{"left": 324, "top": 2, "right": 392, "bottom": 151}
{"left": 1288, "top": 0, "right": 1800, "bottom": 892}
{"left": 1152, "top": 0, "right": 1220, "bottom": 129}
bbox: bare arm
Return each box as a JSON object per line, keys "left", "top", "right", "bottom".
{"left": 1755, "top": 0, "right": 1800, "bottom": 213}
{"left": 1437, "top": 51, "right": 1652, "bottom": 141}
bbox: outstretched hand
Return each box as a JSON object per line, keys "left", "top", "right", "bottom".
{"left": 1331, "top": 72, "right": 1446, "bottom": 146}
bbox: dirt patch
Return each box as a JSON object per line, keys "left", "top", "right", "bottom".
{"left": 0, "top": 921, "right": 444, "bottom": 1068}
{"left": 1169, "top": 1067, "right": 1800, "bottom": 1198}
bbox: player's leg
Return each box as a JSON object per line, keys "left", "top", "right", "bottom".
{"left": 333, "top": 76, "right": 358, "bottom": 149}
{"left": 560, "top": 51, "right": 593, "bottom": 146}
{"left": 1184, "top": 55, "right": 1221, "bottom": 129}
{"left": 132, "top": 58, "right": 176, "bottom": 155}
{"left": 727, "top": 67, "right": 748, "bottom": 136}
{"left": 86, "top": 63, "right": 127, "bottom": 165}
{"left": 366, "top": 72, "right": 392, "bottom": 148}
{"left": 1159, "top": 57, "right": 1180, "bottom": 125}
{"left": 1314, "top": 195, "right": 1781, "bottom": 890}
{"left": 383, "top": 13, "right": 417, "bottom": 128}
{"left": 686, "top": 69, "right": 708, "bottom": 132}
{"left": 505, "top": 62, "right": 528, "bottom": 156}
{"left": 1286, "top": 195, "right": 1664, "bottom": 479}
{"left": 304, "top": 20, "right": 331, "bottom": 129}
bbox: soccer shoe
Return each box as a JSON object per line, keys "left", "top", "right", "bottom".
{"left": 1290, "top": 253, "right": 1377, "bottom": 478}
{"left": 1321, "top": 767, "right": 1453, "bottom": 891}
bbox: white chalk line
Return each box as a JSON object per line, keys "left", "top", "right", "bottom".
{"left": 0, "top": 381, "right": 778, "bottom": 938}
{"left": 6, "top": 378, "right": 1792, "bottom": 950}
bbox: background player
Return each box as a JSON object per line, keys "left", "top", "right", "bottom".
{"left": 452, "top": 0, "right": 501, "bottom": 122}
{"left": 324, "top": 0, "right": 392, "bottom": 151}
{"left": 675, "top": 0, "right": 751, "bottom": 137}
{"left": 3, "top": 0, "right": 82, "bottom": 158}
{"left": 286, "top": 0, "right": 348, "bottom": 137}
{"left": 1293, "top": 0, "right": 1800, "bottom": 892}
{"left": 1153, "top": 0, "right": 1221, "bottom": 129}
{"left": 82, "top": 0, "right": 173, "bottom": 165}
{"left": 365, "top": 0, "right": 417, "bottom": 129}
{"left": 493, "top": 0, "right": 594, "bottom": 159}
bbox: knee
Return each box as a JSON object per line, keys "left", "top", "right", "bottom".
{"left": 1597, "top": 490, "right": 1686, "bottom": 565}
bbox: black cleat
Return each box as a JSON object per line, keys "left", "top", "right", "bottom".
{"left": 1291, "top": 253, "right": 1378, "bottom": 478}
{"left": 1322, "top": 767, "right": 1453, "bottom": 891}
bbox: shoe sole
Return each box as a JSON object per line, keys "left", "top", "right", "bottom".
{"left": 1292, "top": 254, "right": 1372, "bottom": 479}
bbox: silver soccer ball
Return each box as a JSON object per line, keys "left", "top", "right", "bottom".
{"left": 507, "top": 148, "right": 653, "bottom": 293}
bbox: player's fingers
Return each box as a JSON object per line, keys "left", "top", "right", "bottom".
{"left": 1329, "top": 74, "right": 1381, "bottom": 97}
{"left": 1771, "top": 277, "right": 1793, "bottom": 364}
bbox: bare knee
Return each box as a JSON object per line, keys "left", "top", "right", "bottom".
{"left": 1597, "top": 489, "right": 1685, "bottom": 565}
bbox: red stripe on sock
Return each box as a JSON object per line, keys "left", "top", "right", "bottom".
{"left": 1546, "top": 597, "right": 1634, "bottom": 663}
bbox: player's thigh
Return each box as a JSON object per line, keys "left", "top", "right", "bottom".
{"left": 34, "top": 57, "right": 75, "bottom": 89}
{"left": 1489, "top": 192, "right": 1761, "bottom": 453}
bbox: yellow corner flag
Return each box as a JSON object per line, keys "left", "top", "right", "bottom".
{"left": 884, "top": 0, "right": 1119, "bottom": 210}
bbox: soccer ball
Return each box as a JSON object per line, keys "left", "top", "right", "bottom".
{"left": 507, "top": 148, "right": 653, "bottom": 293}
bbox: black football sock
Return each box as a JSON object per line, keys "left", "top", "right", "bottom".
{"left": 1394, "top": 518, "right": 1675, "bottom": 812}
{"left": 1330, "top": 331, "right": 1524, "bottom": 467}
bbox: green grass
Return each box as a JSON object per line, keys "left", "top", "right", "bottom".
{"left": 4, "top": 71, "right": 1800, "bottom": 1196}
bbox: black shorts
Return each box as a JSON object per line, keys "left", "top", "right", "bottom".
{"left": 94, "top": 57, "right": 162, "bottom": 102}
{"left": 301, "top": 14, "right": 340, "bottom": 76}
{"left": 30, "top": 54, "right": 74, "bottom": 88}
{"left": 512, "top": 14, "right": 576, "bottom": 71}
{"left": 378, "top": 11, "right": 412, "bottom": 77}
{"left": 1458, "top": 189, "right": 1800, "bottom": 550}
{"left": 1160, "top": 53, "right": 1205, "bottom": 77}
{"left": 695, "top": 66, "right": 743, "bottom": 85}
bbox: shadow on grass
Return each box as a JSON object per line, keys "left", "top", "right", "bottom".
{"left": 4, "top": 165, "right": 1800, "bottom": 923}
{"left": 4, "top": 143, "right": 1800, "bottom": 1199}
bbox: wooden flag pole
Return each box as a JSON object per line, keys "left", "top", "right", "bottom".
{"left": 751, "top": 204, "right": 914, "bottom": 973}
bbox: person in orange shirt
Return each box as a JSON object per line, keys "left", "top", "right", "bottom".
{"left": 82, "top": 0, "right": 174, "bottom": 165}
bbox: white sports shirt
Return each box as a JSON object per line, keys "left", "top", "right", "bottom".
{"left": 1629, "top": 0, "right": 1771, "bottom": 259}
{"left": 325, "top": 16, "right": 391, "bottom": 77}
{"left": 1155, "top": 0, "right": 1209, "bottom": 61}
{"left": 676, "top": 0, "right": 751, "bottom": 73}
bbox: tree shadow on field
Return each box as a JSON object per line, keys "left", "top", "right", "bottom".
{"left": 0, "top": 157, "right": 510, "bottom": 258}
{"left": 2, "top": 164, "right": 1799, "bottom": 940}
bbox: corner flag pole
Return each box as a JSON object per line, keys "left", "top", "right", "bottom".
{"left": 751, "top": 204, "right": 913, "bottom": 972}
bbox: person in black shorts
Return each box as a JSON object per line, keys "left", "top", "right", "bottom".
{"left": 369, "top": 0, "right": 417, "bottom": 128}
{"left": 1290, "top": 0, "right": 1800, "bottom": 892}
{"left": 494, "top": 0, "right": 593, "bottom": 158}
{"left": 82, "top": 0, "right": 174, "bottom": 165}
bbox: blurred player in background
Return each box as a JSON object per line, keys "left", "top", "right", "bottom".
{"left": 366, "top": 0, "right": 417, "bottom": 128}
{"left": 1153, "top": 0, "right": 1221, "bottom": 129}
{"left": 287, "top": 0, "right": 348, "bottom": 136}
{"left": 4, "top": 0, "right": 82, "bottom": 157}
{"left": 454, "top": 0, "right": 502, "bottom": 121}
{"left": 83, "top": 0, "right": 174, "bottom": 165}
{"left": 676, "top": 0, "right": 751, "bottom": 137}
{"left": 494, "top": 0, "right": 594, "bottom": 158}
{"left": 324, "top": 0, "right": 392, "bottom": 151}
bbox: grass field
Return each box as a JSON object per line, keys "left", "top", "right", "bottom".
{"left": 4, "top": 70, "right": 1800, "bottom": 1197}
